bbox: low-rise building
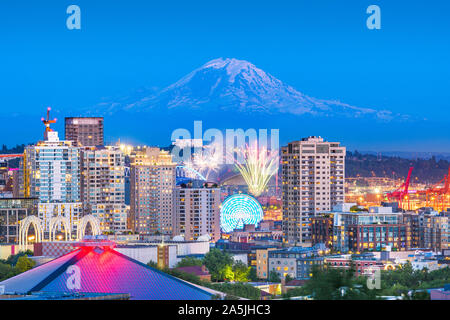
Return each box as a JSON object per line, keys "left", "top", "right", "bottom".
{"left": 268, "top": 244, "right": 327, "bottom": 280}
{"left": 256, "top": 247, "right": 278, "bottom": 279}
{"left": 324, "top": 253, "right": 384, "bottom": 277}
{"left": 331, "top": 204, "right": 410, "bottom": 253}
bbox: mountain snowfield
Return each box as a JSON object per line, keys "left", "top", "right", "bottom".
{"left": 96, "top": 58, "right": 405, "bottom": 121}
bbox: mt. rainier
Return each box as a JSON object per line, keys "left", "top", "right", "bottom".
{"left": 97, "top": 58, "right": 401, "bottom": 121}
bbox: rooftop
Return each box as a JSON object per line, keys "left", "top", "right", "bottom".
{"left": 0, "top": 242, "right": 215, "bottom": 300}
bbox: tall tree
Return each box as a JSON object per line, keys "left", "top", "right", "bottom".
{"left": 203, "top": 248, "right": 234, "bottom": 282}
{"left": 233, "top": 261, "right": 250, "bottom": 282}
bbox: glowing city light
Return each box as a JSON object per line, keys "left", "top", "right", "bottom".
{"left": 233, "top": 143, "right": 279, "bottom": 197}
{"left": 220, "top": 194, "right": 264, "bottom": 233}
{"left": 191, "top": 142, "right": 222, "bottom": 180}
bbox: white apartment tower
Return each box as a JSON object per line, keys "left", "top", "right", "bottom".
{"left": 81, "top": 146, "right": 127, "bottom": 233}
{"left": 130, "top": 147, "right": 177, "bottom": 235}
{"left": 174, "top": 182, "right": 221, "bottom": 242}
{"left": 281, "top": 136, "right": 345, "bottom": 245}
{"left": 24, "top": 120, "right": 82, "bottom": 232}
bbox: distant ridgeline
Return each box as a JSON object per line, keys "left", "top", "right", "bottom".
{"left": 1, "top": 144, "right": 27, "bottom": 154}
{"left": 346, "top": 151, "right": 450, "bottom": 184}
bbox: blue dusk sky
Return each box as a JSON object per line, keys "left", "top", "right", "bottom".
{"left": 0, "top": 0, "right": 449, "bottom": 152}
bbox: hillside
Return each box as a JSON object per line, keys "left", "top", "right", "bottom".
{"left": 346, "top": 151, "right": 450, "bottom": 183}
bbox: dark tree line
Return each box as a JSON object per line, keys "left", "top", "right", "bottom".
{"left": 346, "top": 151, "right": 450, "bottom": 184}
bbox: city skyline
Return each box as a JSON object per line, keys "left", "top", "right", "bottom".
{"left": 1, "top": 1, "right": 450, "bottom": 304}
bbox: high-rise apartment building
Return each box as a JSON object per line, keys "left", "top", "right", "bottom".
{"left": 24, "top": 125, "right": 82, "bottom": 231}
{"left": 65, "top": 117, "right": 104, "bottom": 147}
{"left": 129, "top": 147, "right": 176, "bottom": 235}
{"left": 281, "top": 136, "right": 345, "bottom": 245}
{"left": 174, "top": 181, "right": 220, "bottom": 242}
{"left": 81, "top": 146, "right": 127, "bottom": 233}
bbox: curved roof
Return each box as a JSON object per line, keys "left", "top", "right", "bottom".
{"left": 0, "top": 245, "right": 214, "bottom": 300}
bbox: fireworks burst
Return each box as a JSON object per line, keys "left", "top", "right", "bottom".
{"left": 233, "top": 143, "right": 279, "bottom": 197}
{"left": 184, "top": 142, "right": 223, "bottom": 180}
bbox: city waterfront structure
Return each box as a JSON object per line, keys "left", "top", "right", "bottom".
{"left": 281, "top": 136, "right": 346, "bottom": 245}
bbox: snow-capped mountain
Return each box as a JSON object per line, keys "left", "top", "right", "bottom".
{"left": 96, "top": 58, "right": 403, "bottom": 121}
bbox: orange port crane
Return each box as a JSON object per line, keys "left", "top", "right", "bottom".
{"left": 417, "top": 165, "right": 450, "bottom": 211}
{"left": 386, "top": 166, "right": 414, "bottom": 210}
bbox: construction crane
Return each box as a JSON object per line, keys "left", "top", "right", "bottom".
{"left": 386, "top": 166, "right": 414, "bottom": 210}
{"left": 0, "top": 154, "right": 23, "bottom": 159}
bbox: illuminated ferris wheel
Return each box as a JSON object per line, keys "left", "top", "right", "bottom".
{"left": 220, "top": 194, "right": 264, "bottom": 233}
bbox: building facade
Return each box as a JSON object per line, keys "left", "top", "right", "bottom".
{"left": 174, "top": 182, "right": 220, "bottom": 242}
{"left": 0, "top": 198, "right": 38, "bottom": 243}
{"left": 24, "top": 129, "right": 81, "bottom": 231}
{"left": 333, "top": 205, "right": 410, "bottom": 253}
{"left": 65, "top": 117, "right": 104, "bottom": 147}
{"left": 311, "top": 213, "right": 334, "bottom": 248}
{"left": 81, "top": 146, "right": 127, "bottom": 233}
{"left": 256, "top": 247, "right": 278, "bottom": 279}
{"left": 324, "top": 254, "right": 384, "bottom": 277}
{"left": 418, "top": 213, "right": 449, "bottom": 252}
{"left": 268, "top": 245, "right": 326, "bottom": 280}
{"left": 129, "top": 147, "right": 176, "bottom": 235}
{"left": 281, "top": 136, "right": 345, "bottom": 245}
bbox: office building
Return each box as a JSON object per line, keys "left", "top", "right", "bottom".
{"left": 81, "top": 146, "right": 128, "bottom": 233}
{"left": 281, "top": 136, "right": 345, "bottom": 245}
{"left": 129, "top": 147, "right": 176, "bottom": 235}
{"left": 65, "top": 117, "right": 104, "bottom": 147}
{"left": 174, "top": 181, "right": 221, "bottom": 242}
{"left": 332, "top": 205, "right": 410, "bottom": 253}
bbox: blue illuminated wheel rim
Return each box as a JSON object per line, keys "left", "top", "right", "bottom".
{"left": 220, "top": 194, "right": 264, "bottom": 233}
